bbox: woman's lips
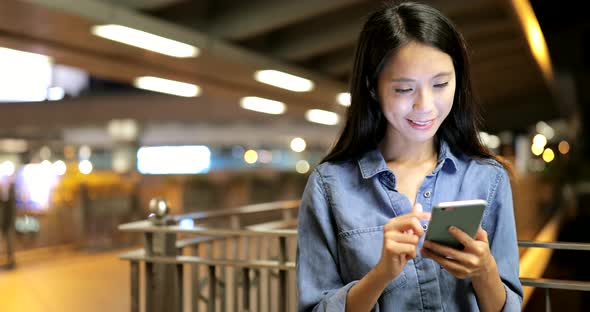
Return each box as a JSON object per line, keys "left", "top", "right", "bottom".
{"left": 407, "top": 119, "right": 434, "bottom": 130}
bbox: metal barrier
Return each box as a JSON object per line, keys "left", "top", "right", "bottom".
{"left": 517, "top": 240, "right": 590, "bottom": 312}
{"left": 119, "top": 198, "right": 299, "bottom": 312}
{"left": 119, "top": 199, "right": 590, "bottom": 312}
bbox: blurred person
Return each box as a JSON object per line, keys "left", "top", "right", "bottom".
{"left": 296, "top": 2, "right": 522, "bottom": 311}
{"left": 1, "top": 184, "right": 15, "bottom": 269}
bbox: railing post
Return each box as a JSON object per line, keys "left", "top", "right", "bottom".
{"left": 176, "top": 263, "right": 184, "bottom": 312}
{"left": 191, "top": 245, "right": 201, "bottom": 312}
{"left": 545, "top": 288, "right": 551, "bottom": 312}
{"left": 130, "top": 261, "right": 139, "bottom": 312}
{"left": 242, "top": 268, "right": 251, "bottom": 312}
{"left": 208, "top": 265, "right": 216, "bottom": 312}
{"left": 147, "top": 197, "right": 178, "bottom": 312}
{"left": 144, "top": 232, "right": 154, "bottom": 312}
{"left": 279, "top": 236, "right": 288, "bottom": 312}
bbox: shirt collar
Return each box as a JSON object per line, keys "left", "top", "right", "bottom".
{"left": 357, "top": 138, "right": 460, "bottom": 179}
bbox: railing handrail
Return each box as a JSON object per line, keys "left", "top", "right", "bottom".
{"left": 118, "top": 221, "right": 298, "bottom": 237}
{"left": 518, "top": 240, "right": 590, "bottom": 251}
{"left": 172, "top": 200, "right": 300, "bottom": 222}
{"left": 520, "top": 277, "right": 590, "bottom": 291}
{"left": 120, "top": 249, "right": 296, "bottom": 270}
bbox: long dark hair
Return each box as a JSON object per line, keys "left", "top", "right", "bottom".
{"left": 322, "top": 1, "right": 503, "bottom": 169}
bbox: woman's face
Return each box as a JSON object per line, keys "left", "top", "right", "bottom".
{"left": 376, "top": 41, "right": 456, "bottom": 144}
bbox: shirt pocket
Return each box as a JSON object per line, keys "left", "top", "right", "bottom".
{"left": 338, "top": 226, "right": 408, "bottom": 293}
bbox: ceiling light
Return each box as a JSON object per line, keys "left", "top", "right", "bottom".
{"left": 0, "top": 47, "right": 52, "bottom": 102}
{"left": 134, "top": 76, "right": 201, "bottom": 97}
{"left": 137, "top": 146, "right": 211, "bottom": 174}
{"left": 47, "top": 87, "right": 65, "bottom": 101}
{"left": 254, "top": 70, "right": 314, "bottom": 92}
{"left": 305, "top": 109, "right": 339, "bottom": 126}
{"left": 91, "top": 24, "right": 199, "bottom": 58}
{"left": 510, "top": 0, "right": 553, "bottom": 82}
{"left": 240, "top": 96, "right": 286, "bottom": 115}
{"left": 337, "top": 92, "right": 351, "bottom": 106}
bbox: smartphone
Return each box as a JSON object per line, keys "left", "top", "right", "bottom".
{"left": 424, "top": 199, "right": 487, "bottom": 250}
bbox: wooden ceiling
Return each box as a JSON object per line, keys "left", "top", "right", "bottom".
{"left": 0, "top": 0, "right": 560, "bottom": 144}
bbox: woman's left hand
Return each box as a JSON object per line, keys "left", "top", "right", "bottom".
{"left": 421, "top": 226, "right": 494, "bottom": 279}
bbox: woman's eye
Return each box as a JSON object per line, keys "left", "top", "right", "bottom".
{"left": 434, "top": 82, "right": 449, "bottom": 88}
{"left": 395, "top": 88, "right": 413, "bottom": 94}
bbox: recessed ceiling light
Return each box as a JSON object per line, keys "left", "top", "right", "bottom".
{"left": 305, "top": 109, "right": 339, "bottom": 125}
{"left": 240, "top": 96, "right": 286, "bottom": 115}
{"left": 254, "top": 70, "right": 314, "bottom": 92}
{"left": 134, "top": 76, "right": 201, "bottom": 97}
{"left": 91, "top": 24, "right": 199, "bottom": 58}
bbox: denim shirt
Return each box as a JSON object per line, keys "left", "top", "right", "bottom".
{"left": 296, "top": 141, "right": 523, "bottom": 312}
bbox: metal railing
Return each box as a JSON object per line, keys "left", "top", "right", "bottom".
{"left": 517, "top": 240, "right": 590, "bottom": 312}
{"left": 119, "top": 199, "right": 590, "bottom": 312}
{"left": 119, "top": 198, "right": 299, "bottom": 312}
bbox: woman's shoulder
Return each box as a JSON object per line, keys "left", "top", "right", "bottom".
{"left": 313, "top": 159, "right": 358, "bottom": 177}
{"left": 459, "top": 155, "right": 511, "bottom": 191}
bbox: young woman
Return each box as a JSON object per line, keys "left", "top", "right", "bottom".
{"left": 296, "top": 2, "right": 523, "bottom": 311}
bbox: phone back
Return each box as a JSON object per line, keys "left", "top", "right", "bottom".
{"left": 425, "top": 200, "right": 486, "bottom": 249}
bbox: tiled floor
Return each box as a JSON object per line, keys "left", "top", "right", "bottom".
{"left": 0, "top": 246, "right": 130, "bottom": 312}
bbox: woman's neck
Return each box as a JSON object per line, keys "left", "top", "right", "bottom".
{"left": 379, "top": 131, "right": 437, "bottom": 165}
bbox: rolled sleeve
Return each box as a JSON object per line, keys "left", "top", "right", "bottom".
{"left": 297, "top": 169, "right": 356, "bottom": 312}
{"left": 502, "top": 283, "right": 523, "bottom": 312}
{"left": 488, "top": 168, "right": 524, "bottom": 311}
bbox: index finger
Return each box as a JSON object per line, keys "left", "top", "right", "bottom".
{"left": 408, "top": 211, "right": 431, "bottom": 221}
{"left": 447, "top": 226, "right": 474, "bottom": 247}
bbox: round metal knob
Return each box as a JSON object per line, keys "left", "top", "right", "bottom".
{"left": 149, "top": 197, "right": 169, "bottom": 224}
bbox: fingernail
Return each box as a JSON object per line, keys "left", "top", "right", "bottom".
{"left": 449, "top": 226, "right": 456, "bottom": 231}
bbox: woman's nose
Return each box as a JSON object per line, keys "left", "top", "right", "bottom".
{"left": 412, "top": 89, "right": 434, "bottom": 113}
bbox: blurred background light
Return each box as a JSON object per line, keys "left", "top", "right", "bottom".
{"left": 531, "top": 144, "right": 544, "bottom": 156}
{"left": 240, "top": 96, "right": 286, "bottom": 115}
{"left": 0, "top": 160, "right": 15, "bottom": 177}
{"left": 558, "top": 140, "right": 570, "bottom": 155}
{"left": 137, "top": 145, "right": 211, "bottom": 174}
{"left": 91, "top": 24, "right": 199, "bottom": 58}
{"left": 78, "top": 160, "right": 93, "bottom": 175}
{"left": 295, "top": 160, "right": 310, "bottom": 174}
{"left": 533, "top": 134, "right": 547, "bottom": 149}
{"left": 52, "top": 160, "right": 67, "bottom": 176}
{"left": 0, "top": 47, "right": 52, "bottom": 102}
{"left": 305, "top": 109, "right": 339, "bottom": 125}
{"left": 290, "top": 137, "right": 306, "bottom": 152}
{"left": 133, "top": 76, "right": 201, "bottom": 97}
{"left": 254, "top": 70, "right": 314, "bottom": 92}
{"left": 542, "top": 148, "right": 555, "bottom": 163}
{"left": 244, "top": 149, "right": 258, "bottom": 164}
{"left": 337, "top": 92, "right": 351, "bottom": 106}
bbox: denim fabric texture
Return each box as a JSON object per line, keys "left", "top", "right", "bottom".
{"left": 296, "top": 140, "right": 523, "bottom": 311}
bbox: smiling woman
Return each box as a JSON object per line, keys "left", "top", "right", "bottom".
{"left": 376, "top": 42, "right": 456, "bottom": 145}
{"left": 296, "top": 2, "right": 523, "bottom": 312}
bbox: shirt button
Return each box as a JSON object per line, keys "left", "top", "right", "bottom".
{"left": 422, "top": 224, "right": 428, "bottom": 231}
{"left": 423, "top": 191, "right": 431, "bottom": 198}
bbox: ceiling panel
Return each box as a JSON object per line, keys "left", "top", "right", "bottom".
{"left": 0, "top": 0, "right": 559, "bottom": 143}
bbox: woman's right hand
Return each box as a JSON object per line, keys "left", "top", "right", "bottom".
{"left": 375, "top": 203, "right": 431, "bottom": 280}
